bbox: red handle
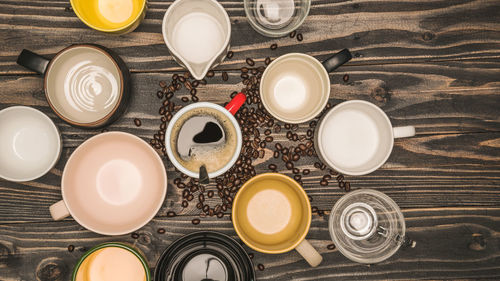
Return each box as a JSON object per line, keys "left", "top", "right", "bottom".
{"left": 225, "top": 93, "right": 246, "bottom": 115}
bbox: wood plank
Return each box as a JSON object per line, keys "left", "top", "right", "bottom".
{"left": 1, "top": 0, "right": 499, "bottom": 74}
{"left": 0, "top": 65, "right": 499, "bottom": 223}
{"left": 0, "top": 207, "right": 499, "bottom": 280}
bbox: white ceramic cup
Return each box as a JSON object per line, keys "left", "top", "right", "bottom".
{"left": 0, "top": 106, "right": 61, "bottom": 182}
{"left": 316, "top": 100, "right": 415, "bottom": 176}
{"left": 162, "top": 0, "right": 231, "bottom": 80}
{"left": 260, "top": 50, "right": 351, "bottom": 123}
{"left": 165, "top": 102, "right": 243, "bottom": 178}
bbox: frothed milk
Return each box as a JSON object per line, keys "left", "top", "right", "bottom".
{"left": 321, "top": 109, "right": 379, "bottom": 168}
{"left": 46, "top": 46, "right": 121, "bottom": 124}
{"left": 172, "top": 12, "right": 225, "bottom": 64}
{"left": 247, "top": 189, "right": 292, "bottom": 234}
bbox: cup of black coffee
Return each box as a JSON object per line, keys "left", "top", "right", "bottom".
{"left": 165, "top": 93, "right": 246, "bottom": 178}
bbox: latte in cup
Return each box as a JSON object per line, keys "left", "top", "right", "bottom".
{"left": 170, "top": 106, "right": 237, "bottom": 174}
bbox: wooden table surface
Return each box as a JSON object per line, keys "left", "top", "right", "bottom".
{"left": 1, "top": 0, "right": 499, "bottom": 280}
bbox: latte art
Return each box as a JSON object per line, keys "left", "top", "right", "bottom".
{"left": 64, "top": 60, "right": 119, "bottom": 114}
{"left": 170, "top": 107, "right": 237, "bottom": 174}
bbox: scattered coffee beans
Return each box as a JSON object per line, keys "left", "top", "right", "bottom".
{"left": 270, "top": 43, "right": 278, "bottom": 50}
{"left": 257, "top": 264, "right": 265, "bottom": 271}
{"left": 133, "top": 118, "right": 141, "bottom": 127}
{"left": 67, "top": 245, "right": 75, "bottom": 252}
{"left": 297, "top": 33, "right": 303, "bottom": 41}
{"left": 157, "top": 228, "right": 166, "bottom": 234}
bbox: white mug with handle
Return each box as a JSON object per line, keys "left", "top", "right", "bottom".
{"left": 316, "top": 100, "right": 415, "bottom": 176}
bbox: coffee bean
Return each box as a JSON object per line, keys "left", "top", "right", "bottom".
{"left": 309, "top": 121, "right": 317, "bottom": 128}
{"left": 258, "top": 66, "right": 266, "bottom": 73}
{"left": 297, "top": 33, "right": 303, "bottom": 41}
{"left": 203, "top": 205, "right": 209, "bottom": 212}
{"left": 270, "top": 43, "right": 278, "bottom": 50}
{"left": 327, "top": 244, "right": 336, "bottom": 250}
{"left": 320, "top": 180, "right": 328, "bottom": 186}
{"left": 178, "top": 76, "right": 186, "bottom": 83}
{"left": 339, "top": 181, "right": 345, "bottom": 189}
{"left": 289, "top": 30, "right": 297, "bottom": 38}
{"left": 133, "top": 118, "right": 142, "bottom": 127}
{"left": 206, "top": 70, "right": 215, "bottom": 78}
{"left": 314, "top": 162, "right": 322, "bottom": 169}
{"left": 265, "top": 57, "right": 271, "bottom": 65}
{"left": 241, "top": 73, "right": 249, "bottom": 79}
{"left": 67, "top": 245, "right": 74, "bottom": 252}
{"left": 336, "top": 175, "right": 344, "bottom": 181}
{"left": 159, "top": 80, "right": 167, "bottom": 88}
{"left": 312, "top": 206, "right": 318, "bottom": 213}
{"left": 343, "top": 74, "right": 349, "bottom": 82}
{"left": 246, "top": 58, "right": 255, "bottom": 66}
{"left": 221, "top": 204, "right": 227, "bottom": 211}
{"left": 192, "top": 218, "right": 200, "bottom": 225}
{"left": 182, "top": 189, "right": 189, "bottom": 198}
{"left": 174, "top": 178, "right": 181, "bottom": 185}
{"left": 345, "top": 181, "right": 351, "bottom": 191}
{"left": 268, "top": 164, "right": 277, "bottom": 170}
{"left": 282, "top": 147, "right": 289, "bottom": 155}
{"left": 274, "top": 125, "right": 281, "bottom": 133}
{"left": 273, "top": 151, "right": 279, "bottom": 158}
{"left": 167, "top": 211, "right": 176, "bottom": 217}
{"left": 241, "top": 67, "right": 249, "bottom": 73}
{"left": 159, "top": 107, "right": 166, "bottom": 115}
{"left": 258, "top": 264, "right": 265, "bottom": 271}
{"left": 192, "top": 96, "right": 199, "bottom": 102}
{"left": 207, "top": 190, "right": 214, "bottom": 198}
{"left": 259, "top": 150, "right": 265, "bottom": 158}
{"left": 294, "top": 174, "right": 301, "bottom": 181}
{"left": 249, "top": 253, "right": 254, "bottom": 259}
{"left": 217, "top": 212, "right": 224, "bottom": 218}
{"left": 265, "top": 136, "right": 273, "bottom": 142}
{"left": 227, "top": 51, "right": 234, "bottom": 59}
{"left": 131, "top": 232, "right": 139, "bottom": 239}
{"left": 292, "top": 154, "right": 300, "bottom": 161}
{"left": 275, "top": 143, "right": 283, "bottom": 151}
{"left": 222, "top": 71, "right": 228, "bottom": 81}
{"left": 286, "top": 162, "right": 294, "bottom": 170}
{"left": 251, "top": 68, "right": 258, "bottom": 75}
{"left": 187, "top": 194, "right": 194, "bottom": 201}
{"left": 157, "top": 91, "right": 164, "bottom": 99}
{"left": 323, "top": 175, "right": 332, "bottom": 180}
{"left": 292, "top": 134, "right": 298, "bottom": 141}
{"left": 181, "top": 97, "right": 189, "bottom": 102}
{"left": 303, "top": 169, "right": 310, "bottom": 175}
{"left": 293, "top": 168, "right": 300, "bottom": 174}
{"left": 182, "top": 200, "right": 188, "bottom": 208}
{"left": 199, "top": 194, "right": 205, "bottom": 202}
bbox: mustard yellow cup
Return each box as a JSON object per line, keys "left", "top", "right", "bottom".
{"left": 232, "top": 173, "right": 323, "bottom": 267}
{"left": 71, "top": 0, "right": 147, "bottom": 34}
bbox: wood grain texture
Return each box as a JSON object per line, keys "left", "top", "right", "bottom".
{"left": 0, "top": 207, "right": 499, "bottom": 281}
{"left": 0, "top": 66, "right": 499, "bottom": 223}
{"left": 0, "top": 0, "right": 499, "bottom": 74}
{"left": 1, "top": 0, "right": 500, "bottom": 280}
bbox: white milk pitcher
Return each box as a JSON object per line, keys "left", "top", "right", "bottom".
{"left": 162, "top": 0, "right": 231, "bottom": 80}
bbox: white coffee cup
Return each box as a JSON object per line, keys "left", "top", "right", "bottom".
{"left": 162, "top": 0, "right": 231, "bottom": 80}
{"left": 0, "top": 106, "right": 61, "bottom": 182}
{"left": 165, "top": 99, "right": 244, "bottom": 178}
{"left": 316, "top": 100, "right": 415, "bottom": 175}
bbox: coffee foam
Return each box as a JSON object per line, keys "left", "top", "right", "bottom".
{"left": 170, "top": 107, "right": 237, "bottom": 174}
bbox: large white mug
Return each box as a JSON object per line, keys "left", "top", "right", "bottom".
{"left": 315, "top": 100, "right": 415, "bottom": 176}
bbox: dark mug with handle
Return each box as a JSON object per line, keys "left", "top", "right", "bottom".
{"left": 260, "top": 49, "right": 352, "bottom": 123}
{"left": 17, "top": 44, "right": 131, "bottom": 128}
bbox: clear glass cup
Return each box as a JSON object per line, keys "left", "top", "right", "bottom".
{"left": 244, "top": 0, "right": 311, "bottom": 37}
{"left": 329, "top": 189, "right": 414, "bottom": 264}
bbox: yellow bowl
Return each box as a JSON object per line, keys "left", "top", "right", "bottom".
{"left": 71, "top": 0, "right": 147, "bottom": 34}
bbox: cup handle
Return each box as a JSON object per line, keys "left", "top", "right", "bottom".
{"left": 17, "top": 49, "right": 50, "bottom": 74}
{"left": 49, "top": 200, "right": 70, "bottom": 221}
{"left": 295, "top": 239, "right": 323, "bottom": 267}
{"left": 321, "top": 49, "right": 352, "bottom": 73}
{"left": 225, "top": 93, "right": 246, "bottom": 115}
{"left": 393, "top": 126, "right": 416, "bottom": 139}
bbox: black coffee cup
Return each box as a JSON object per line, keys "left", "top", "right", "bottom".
{"left": 155, "top": 231, "right": 255, "bottom": 281}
